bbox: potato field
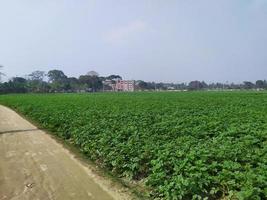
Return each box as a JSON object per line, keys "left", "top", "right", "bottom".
{"left": 0, "top": 92, "right": 266, "bottom": 199}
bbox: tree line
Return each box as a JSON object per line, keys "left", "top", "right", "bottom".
{"left": 136, "top": 80, "right": 267, "bottom": 91}
{"left": 0, "top": 67, "right": 267, "bottom": 94}
{"left": 0, "top": 69, "right": 122, "bottom": 94}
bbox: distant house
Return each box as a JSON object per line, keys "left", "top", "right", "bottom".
{"left": 115, "top": 80, "right": 135, "bottom": 92}
{"left": 103, "top": 79, "right": 135, "bottom": 92}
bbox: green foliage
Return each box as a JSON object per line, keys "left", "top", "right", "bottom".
{"left": 0, "top": 92, "right": 266, "bottom": 199}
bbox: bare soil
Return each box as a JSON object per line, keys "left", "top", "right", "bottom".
{"left": 0, "top": 105, "right": 133, "bottom": 200}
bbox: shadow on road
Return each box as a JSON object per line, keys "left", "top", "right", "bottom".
{"left": 0, "top": 128, "right": 39, "bottom": 135}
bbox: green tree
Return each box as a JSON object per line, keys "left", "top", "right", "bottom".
{"left": 79, "top": 75, "right": 103, "bottom": 92}
{"left": 47, "top": 70, "right": 68, "bottom": 92}
{"left": 67, "top": 77, "right": 80, "bottom": 92}
{"left": 87, "top": 71, "right": 99, "bottom": 77}
{"left": 47, "top": 70, "right": 67, "bottom": 82}
{"left": 255, "top": 80, "right": 265, "bottom": 89}
{"left": 29, "top": 70, "right": 46, "bottom": 81}
{"left": 243, "top": 81, "right": 254, "bottom": 89}
{"left": 106, "top": 75, "right": 122, "bottom": 80}
{"left": 9, "top": 77, "right": 28, "bottom": 93}
{"left": 28, "top": 71, "right": 46, "bottom": 92}
{"left": 137, "top": 81, "right": 148, "bottom": 90}
{"left": 188, "top": 80, "right": 206, "bottom": 90}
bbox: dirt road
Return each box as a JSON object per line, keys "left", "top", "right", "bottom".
{"left": 0, "top": 105, "right": 130, "bottom": 200}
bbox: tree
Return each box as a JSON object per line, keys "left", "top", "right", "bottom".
{"left": 255, "top": 80, "right": 265, "bottom": 89}
{"left": 138, "top": 81, "right": 148, "bottom": 90}
{"left": 106, "top": 75, "right": 122, "bottom": 80}
{"left": 47, "top": 70, "right": 68, "bottom": 91}
{"left": 175, "top": 83, "right": 187, "bottom": 90}
{"left": 47, "top": 70, "right": 67, "bottom": 82}
{"left": 137, "top": 81, "right": 167, "bottom": 91}
{"left": 106, "top": 75, "right": 122, "bottom": 85}
{"left": 155, "top": 82, "right": 166, "bottom": 90}
{"left": 12, "top": 77, "right": 27, "bottom": 83}
{"left": 188, "top": 80, "right": 205, "bottom": 90}
{"left": 8, "top": 77, "right": 28, "bottom": 93}
{"left": 0, "top": 69, "right": 29, "bottom": 93}
{"left": 243, "top": 81, "right": 254, "bottom": 89}
{"left": 29, "top": 71, "right": 46, "bottom": 81}
{"left": 87, "top": 71, "right": 99, "bottom": 77}
{"left": 68, "top": 77, "right": 80, "bottom": 91}
{"left": 79, "top": 75, "right": 103, "bottom": 92}
{"left": 28, "top": 71, "right": 47, "bottom": 92}
{"left": 201, "top": 81, "right": 208, "bottom": 89}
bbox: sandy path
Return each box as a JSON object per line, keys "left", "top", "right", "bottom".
{"left": 0, "top": 105, "right": 127, "bottom": 200}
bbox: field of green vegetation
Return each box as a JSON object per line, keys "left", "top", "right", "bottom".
{"left": 0, "top": 92, "right": 266, "bottom": 199}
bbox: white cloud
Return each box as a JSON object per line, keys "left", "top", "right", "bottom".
{"left": 103, "top": 20, "right": 147, "bottom": 44}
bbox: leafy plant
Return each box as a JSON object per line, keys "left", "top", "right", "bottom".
{"left": 1, "top": 92, "right": 266, "bottom": 199}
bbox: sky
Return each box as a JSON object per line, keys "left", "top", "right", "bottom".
{"left": 0, "top": 0, "right": 267, "bottom": 83}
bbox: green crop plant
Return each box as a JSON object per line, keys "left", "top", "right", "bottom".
{"left": 0, "top": 92, "right": 266, "bottom": 199}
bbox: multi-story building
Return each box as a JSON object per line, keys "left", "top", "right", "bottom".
{"left": 115, "top": 80, "right": 135, "bottom": 92}
{"left": 103, "top": 79, "right": 135, "bottom": 92}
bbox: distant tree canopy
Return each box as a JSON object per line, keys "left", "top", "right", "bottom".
{"left": 255, "top": 80, "right": 267, "bottom": 89}
{"left": 87, "top": 71, "right": 99, "bottom": 77}
{"left": 106, "top": 75, "right": 122, "bottom": 80}
{"left": 27, "top": 71, "right": 47, "bottom": 92}
{"left": 0, "top": 68, "right": 267, "bottom": 94}
{"left": 47, "top": 70, "right": 68, "bottom": 92}
{"left": 0, "top": 69, "right": 103, "bottom": 94}
{"left": 48, "top": 70, "right": 67, "bottom": 83}
{"left": 188, "top": 81, "right": 207, "bottom": 90}
{"left": 12, "top": 77, "right": 27, "bottom": 84}
{"left": 79, "top": 75, "right": 103, "bottom": 92}
{"left": 1, "top": 77, "right": 28, "bottom": 93}
{"left": 243, "top": 81, "right": 255, "bottom": 89}
{"left": 29, "top": 70, "right": 46, "bottom": 81}
{"left": 137, "top": 81, "right": 148, "bottom": 90}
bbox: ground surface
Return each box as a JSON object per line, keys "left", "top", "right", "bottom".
{"left": 0, "top": 105, "right": 128, "bottom": 200}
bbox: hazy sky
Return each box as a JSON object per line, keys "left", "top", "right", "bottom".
{"left": 0, "top": 0, "right": 267, "bottom": 83}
